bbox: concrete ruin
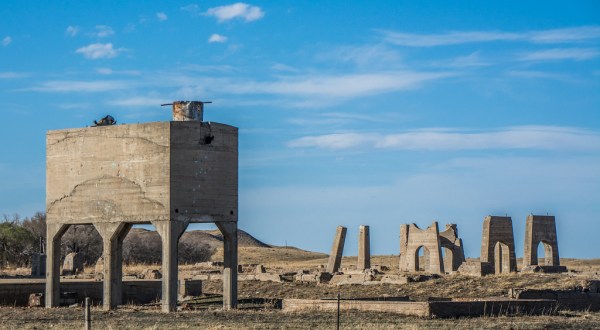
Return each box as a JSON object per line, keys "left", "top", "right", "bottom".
{"left": 357, "top": 225, "right": 370, "bottom": 271}
{"left": 61, "top": 252, "right": 84, "bottom": 275}
{"left": 45, "top": 101, "right": 238, "bottom": 312}
{"left": 480, "top": 216, "right": 517, "bottom": 274}
{"left": 438, "top": 224, "right": 466, "bottom": 273}
{"left": 399, "top": 222, "right": 444, "bottom": 274}
{"left": 326, "top": 226, "right": 346, "bottom": 273}
{"left": 523, "top": 215, "right": 561, "bottom": 269}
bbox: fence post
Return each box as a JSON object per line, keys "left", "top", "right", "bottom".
{"left": 84, "top": 297, "right": 91, "bottom": 330}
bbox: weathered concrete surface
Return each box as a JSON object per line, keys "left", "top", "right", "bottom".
{"left": 1, "top": 279, "right": 202, "bottom": 307}
{"left": 61, "top": 252, "right": 84, "bottom": 275}
{"left": 480, "top": 216, "right": 516, "bottom": 274}
{"left": 457, "top": 260, "right": 493, "bottom": 277}
{"left": 45, "top": 120, "right": 239, "bottom": 312}
{"left": 380, "top": 275, "right": 410, "bottom": 285}
{"left": 282, "top": 298, "right": 557, "bottom": 318}
{"left": 439, "top": 224, "right": 466, "bottom": 273}
{"left": 399, "top": 222, "right": 444, "bottom": 274}
{"left": 510, "top": 288, "right": 600, "bottom": 311}
{"left": 523, "top": 215, "right": 561, "bottom": 268}
{"left": 46, "top": 121, "right": 238, "bottom": 225}
{"left": 294, "top": 272, "right": 333, "bottom": 284}
{"left": 329, "top": 272, "right": 376, "bottom": 285}
{"left": 326, "top": 226, "right": 347, "bottom": 273}
{"left": 357, "top": 225, "right": 370, "bottom": 271}
{"left": 30, "top": 253, "right": 46, "bottom": 277}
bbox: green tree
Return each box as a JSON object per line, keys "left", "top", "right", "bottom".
{"left": 0, "top": 222, "right": 36, "bottom": 267}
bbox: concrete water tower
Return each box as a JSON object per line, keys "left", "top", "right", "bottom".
{"left": 45, "top": 101, "right": 238, "bottom": 312}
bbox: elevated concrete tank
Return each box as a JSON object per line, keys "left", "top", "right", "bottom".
{"left": 45, "top": 101, "right": 238, "bottom": 312}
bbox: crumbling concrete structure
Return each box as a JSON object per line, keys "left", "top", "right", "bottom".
{"left": 61, "top": 252, "right": 84, "bottom": 275}
{"left": 523, "top": 215, "right": 560, "bottom": 268}
{"left": 45, "top": 101, "right": 238, "bottom": 312}
{"left": 438, "top": 224, "right": 466, "bottom": 273}
{"left": 399, "top": 222, "right": 444, "bottom": 274}
{"left": 326, "top": 226, "right": 347, "bottom": 273}
{"left": 357, "top": 225, "right": 370, "bottom": 271}
{"left": 480, "top": 216, "right": 516, "bottom": 274}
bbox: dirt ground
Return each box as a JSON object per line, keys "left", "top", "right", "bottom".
{"left": 1, "top": 305, "right": 599, "bottom": 330}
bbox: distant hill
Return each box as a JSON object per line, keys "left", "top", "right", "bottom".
{"left": 127, "top": 227, "right": 271, "bottom": 249}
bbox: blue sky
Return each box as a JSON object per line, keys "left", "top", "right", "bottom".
{"left": 1, "top": 1, "right": 599, "bottom": 259}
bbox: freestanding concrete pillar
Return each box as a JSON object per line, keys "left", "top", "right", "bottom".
{"left": 326, "top": 226, "right": 347, "bottom": 273}
{"left": 45, "top": 223, "right": 69, "bottom": 308}
{"left": 357, "top": 225, "right": 370, "bottom": 270}
{"left": 94, "top": 222, "right": 132, "bottom": 310}
{"left": 216, "top": 222, "right": 238, "bottom": 310}
{"left": 154, "top": 220, "right": 189, "bottom": 313}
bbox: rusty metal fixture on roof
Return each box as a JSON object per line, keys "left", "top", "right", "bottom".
{"left": 161, "top": 101, "right": 211, "bottom": 121}
{"left": 92, "top": 115, "right": 116, "bottom": 127}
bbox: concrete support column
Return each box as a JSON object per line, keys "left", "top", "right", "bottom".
{"left": 94, "top": 223, "right": 132, "bottom": 310}
{"left": 216, "top": 221, "right": 238, "bottom": 310}
{"left": 357, "top": 225, "right": 370, "bottom": 270}
{"left": 153, "top": 220, "right": 188, "bottom": 312}
{"left": 45, "top": 223, "right": 69, "bottom": 308}
{"left": 326, "top": 226, "right": 347, "bottom": 273}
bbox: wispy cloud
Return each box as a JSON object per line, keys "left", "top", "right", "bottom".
{"left": 519, "top": 48, "right": 600, "bottom": 61}
{"left": 156, "top": 12, "right": 168, "bottom": 21}
{"left": 27, "top": 80, "right": 130, "bottom": 92}
{"left": 381, "top": 26, "right": 600, "bottom": 47}
{"left": 96, "top": 68, "right": 141, "bottom": 75}
{"left": 0, "top": 72, "right": 29, "bottom": 79}
{"left": 221, "top": 71, "right": 454, "bottom": 98}
{"left": 208, "top": 33, "right": 228, "bottom": 43}
{"left": 75, "top": 43, "right": 122, "bottom": 59}
{"left": 65, "top": 25, "right": 79, "bottom": 37}
{"left": 93, "top": 25, "right": 115, "bottom": 38}
{"left": 108, "top": 97, "right": 166, "bottom": 107}
{"left": 181, "top": 4, "right": 199, "bottom": 13}
{"left": 288, "top": 126, "right": 600, "bottom": 151}
{"left": 205, "top": 3, "right": 264, "bottom": 22}
{"left": 2, "top": 36, "right": 12, "bottom": 46}
{"left": 317, "top": 44, "right": 402, "bottom": 68}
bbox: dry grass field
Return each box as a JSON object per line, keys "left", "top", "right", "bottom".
{"left": 1, "top": 241, "right": 599, "bottom": 329}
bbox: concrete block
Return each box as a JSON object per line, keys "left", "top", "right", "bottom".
{"left": 28, "top": 293, "right": 44, "bottom": 307}
{"left": 381, "top": 275, "right": 410, "bottom": 285}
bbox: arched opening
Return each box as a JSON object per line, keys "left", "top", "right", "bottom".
{"left": 415, "top": 246, "right": 430, "bottom": 272}
{"left": 60, "top": 224, "right": 102, "bottom": 277}
{"left": 537, "top": 241, "right": 554, "bottom": 266}
{"left": 494, "top": 242, "right": 510, "bottom": 274}
{"left": 442, "top": 247, "right": 454, "bottom": 274}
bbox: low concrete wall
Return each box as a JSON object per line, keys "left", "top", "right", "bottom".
{"left": 282, "top": 298, "right": 557, "bottom": 318}
{"left": 512, "top": 289, "right": 600, "bottom": 311}
{"left": 282, "top": 298, "right": 431, "bottom": 317}
{"left": 0, "top": 279, "right": 201, "bottom": 306}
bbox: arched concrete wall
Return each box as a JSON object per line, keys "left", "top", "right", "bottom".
{"left": 480, "top": 216, "right": 516, "bottom": 274}
{"left": 399, "top": 222, "right": 444, "bottom": 274}
{"left": 523, "top": 215, "right": 560, "bottom": 267}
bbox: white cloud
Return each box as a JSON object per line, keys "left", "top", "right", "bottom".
{"left": 0, "top": 72, "right": 28, "bottom": 79}
{"left": 2, "top": 36, "right": 12, "bottom": 46}
{"left": 94, "top": 25, "right": 115, "bottom": 38}
{"left": 205, "top": 3, "right": 264, "bottom": 22}
{"left": 96, "top": 68, "right": 141, "bottom": 75}
{"left": 157, "top": 12, "right": 168, "bottom": 21}
{"left": 288, "top": 126, "right": 600, "bottom": 151}
{"left": 75, "top": 43, "right": 121, "bottom": 59}
{"left": 181, "top": 4, "right": 199, "bottom": 13}
{"left": 108, "top": 97, "right": 166, "bottom": 107}
{"left": 27, "top": 80, "right": 130, "bottom": 92}
{"left": 208, "top": 33, "right": 228, "bottom": 43}
{"left": 318, "top": 44, "right": 402, "bottom": 67}
{"left": 520, "top": 48, "right": 600, "bottom": 61}
{"left": 65, "top": 25, "right": 79, "bottom": 37}
{"left": 271, "top": 63, "right": 298, "bottom": 72}
{"left": 381, "top": 26, "right": 600, "bottom": 47}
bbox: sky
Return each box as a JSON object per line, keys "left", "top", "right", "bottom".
{"left": 1, "top": 1, "right": 599, "bottom": 259}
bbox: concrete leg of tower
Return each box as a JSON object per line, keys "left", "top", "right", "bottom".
{"left": 45, "top": 223, "right": 69, "bottom": 308}
{"left": 94, "top": 222, "right": 132, "bottom": 310}
{"left": 153, "top": 220, "right": 189, "bottom": 313}
{"left": 357, "top": 225, "right": 370, "bottom": 270}
{"left": 216, "top": 221, "right": 238, "bottom": 310}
